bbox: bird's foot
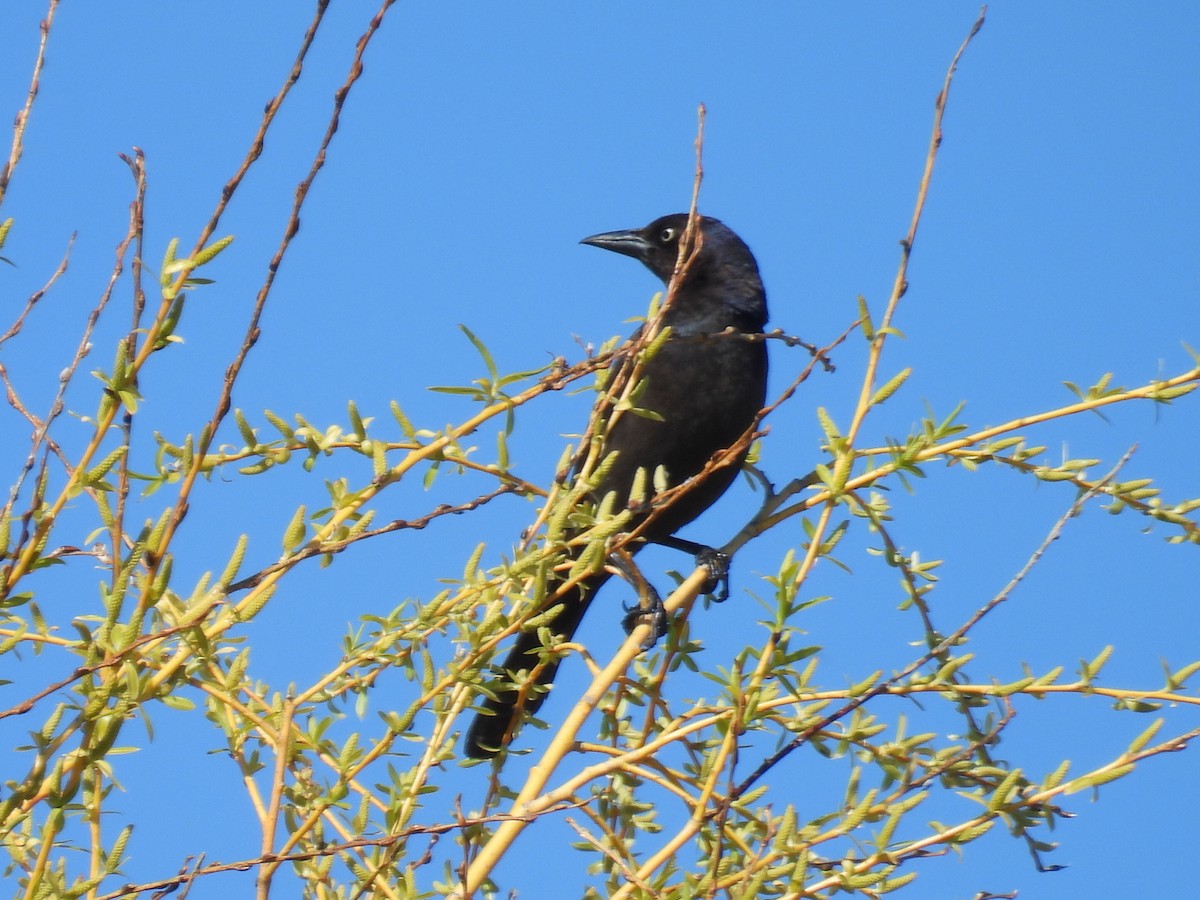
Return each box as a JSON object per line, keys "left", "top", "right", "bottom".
{"left": 696, "top": 547, "right": 731, "bottom": 602}
{"left": 622, "top": 589, "right": 669, "bottom": 650}
{"left": 652, "top": 535, "right": 733, "bottom": 602}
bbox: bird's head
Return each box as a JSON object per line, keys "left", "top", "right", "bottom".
{"left": 580, "top": 213, "right": 766, "bottom": 327}
{"left": 581, "top": 213, "right": 729, "bottom": 284}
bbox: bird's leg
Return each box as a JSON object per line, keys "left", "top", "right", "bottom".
{"left": 651, "top": 535, "right": 731, "bottom": 602}
{"left": 608, "top": 547, "right": 669, "bottom": 649}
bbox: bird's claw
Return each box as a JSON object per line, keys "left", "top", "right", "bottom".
{"left": 622, "top": 594, "right": 669, "bottom": 650}
{"left": 696, "top": 547, "right": 731, "bottom": 602}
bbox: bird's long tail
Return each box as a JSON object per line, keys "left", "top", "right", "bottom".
{"left": 463, "top": 568, "right": 613, "bottom": 759}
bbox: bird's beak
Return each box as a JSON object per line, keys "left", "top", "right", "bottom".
{"left": 579, "top": 228, "right": 651, "bottom": 262}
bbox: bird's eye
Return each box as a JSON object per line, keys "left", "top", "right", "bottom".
{"left": 660, "top": 227, "right": 677, "bottom": 243}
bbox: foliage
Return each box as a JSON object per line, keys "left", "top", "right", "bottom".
{"left": 2, "top": 6, "right": 1198, "bottom": 899}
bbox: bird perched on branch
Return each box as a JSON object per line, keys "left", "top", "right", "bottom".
{"left": 463, "top": 213, "right": 769, "bottom": 758}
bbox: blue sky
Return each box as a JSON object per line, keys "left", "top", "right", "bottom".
{"left": 2, "top": 3, "right": 1198, "bottom": 897}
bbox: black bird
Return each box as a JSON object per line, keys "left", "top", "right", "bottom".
{"left": 463, "top": 213, "right": 769, "bottom": 758}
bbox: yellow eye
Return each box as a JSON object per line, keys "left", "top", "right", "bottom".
{"left": 660, "top": 227, "right": 677, "bottom": 242}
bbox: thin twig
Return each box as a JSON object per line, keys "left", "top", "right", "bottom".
{"left": 0, "top": 0, "right": 60, "bottom": 206}
{"left": 730, "top": 444, "right": 1130, "bottom": 799}
{"left": 459, "top": 104, "right": 713, "bottom": 895}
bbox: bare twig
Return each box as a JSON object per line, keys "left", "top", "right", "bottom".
{"left": 0, "top": 0, "right": 59, "bottom": 206}
{"left": 730, "top": 444, "right": 1129, "bottom": 799}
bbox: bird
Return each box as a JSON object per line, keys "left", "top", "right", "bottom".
{"left": 463, "top": 213, "right": 769, "bottom": 758}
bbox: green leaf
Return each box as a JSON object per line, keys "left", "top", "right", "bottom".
{"left": 460, "top": 323, "right": 498, "bottom": 383}
{"left": 1068, "top": 763, "right": 1135, "bottom": 793}
{"left": 857, "top": 294, "right": 875, "bottom": 340}
{"left": 816, "top": 406, "right": 841, "bottom": 443}
{"left": 160, "top": 237, "right": 180, "bottom": 285}
{"left": 264, "top": 408, "right": 294, "bottom": 440}
{"left": 194, "top": 234, "right": 234, "bottom": 266}
{"left": 282, "top": 505, "right": 307, "bottom": 554}
{"left": 1126, "top": 718, "right": 1163, "bottom": 753}
{"left": 391, "top": 400, "right": 416, "bottom": 440}
{"left": 870, "top": 367, "right": 911, "bottom": 406}
{"left": 234, "top": 409, "right": 257, "bottom": 448}
{"left": 987, "top": 768, "right": 1023, "bottom": 812}
{"left": 218, "top": 534, "right": 249, "bottom": 589}
{"left": 348, "top": 400, "right": 367, "bottom": 440}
